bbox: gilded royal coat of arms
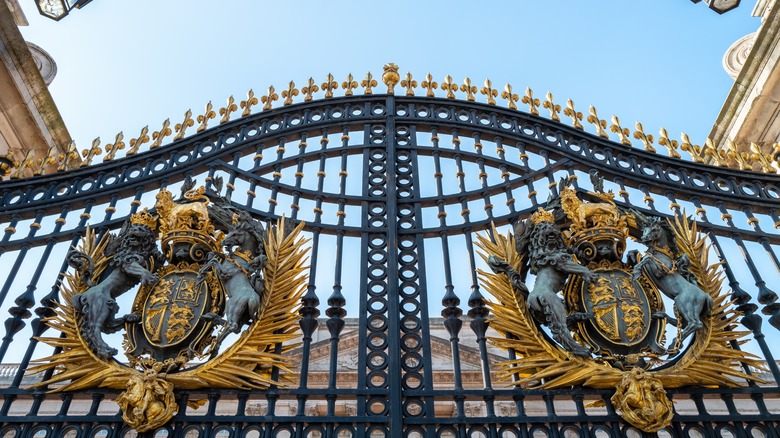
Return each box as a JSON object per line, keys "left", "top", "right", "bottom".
{"left": 28, "top": 180, "right": 309, "bottom": 432}
{"left": 479, "top": 175, "right": 765, "bottom": 433}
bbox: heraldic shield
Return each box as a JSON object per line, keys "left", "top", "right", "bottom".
{"left": 479, "top": 175, "right": 767, "bottom": 433}
{"left": 27, "top": 178, "right": 310, "bottom": 433}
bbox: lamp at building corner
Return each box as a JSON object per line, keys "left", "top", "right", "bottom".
{"left": 689, "top": 0, "right": 741, "bottom": 14}
{"left": 35, "top": 0, "right": 92, "bottom": 21}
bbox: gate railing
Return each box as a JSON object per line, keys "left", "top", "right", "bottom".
{"left": 0, "top": 65, "right": 778, "bottom": 437}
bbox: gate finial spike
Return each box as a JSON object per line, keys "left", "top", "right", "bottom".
{"left": 174, "top": 109, "right": 194, "bottom": 140}
{"left": 382, "top": 63, "right": 400, "bottom": 94}
{"left": 302, "top": 78, "right": 319, "bottom": 101}
{"left": 197, "top": 101, "right": 216, "bottom": 132}
{"left": 80, "top": 137, "right": 103, "bottom": 167}
{"left": 342, "top": 74, "right": 358, "bottom": 96}
{"left": 127, "top": 126, "right": 150, "bottom": 156}
{"left": 240, "top": 90, "right": 259, "bottom": 116}
{"left": 586, "top": 106, "right": 608, "bottom": 138}
{"left": 633, "top": 122, "right": 655, "bottom": 152}
{"left": 658, "top": 128, "right": 681, "bottom": 159}
{"left": 323, "top": 73, "right": 338, "bottom": 98}
{"left": 521, "top": 88, "right": 540, "bottom": 115}
{"left": 680, "top": 132, "right": 703, "bottom": 163}
{"left": 703, "top": 138, "right": 726, "bottom": 166}
{"left": 441, "top": 75, "right": 458, "bottom": 99}
{"left": 219, "top": 96, "right": 238, "bottom": 123}
{"left": 282, "top": 82, "right": 298, "bottom": 106}
{"left": 401, "top": 72, "right": 417, "bottom": 96}
{"left": 151, "top": 119, "right": 172, "bottom": 148}
{"left": 542, "top": 92, "right": 561, "bottom": 121}
{"left": 361, "top": 72, "right": 377, "bottom": 95}
{"left": 103, "top": 132, "right": 125, "bottom": 162}
{"left": 609, "top": 115, "right": 631, "bottom": 146}
{"left": 421, "top": 73, "right": 438, "bottom": 97}
{"left": 501, "top": 84, "right": 519, "bottom": 109}
{"left": 261, "top": 86, "right": 279, "bottom": 110}
{"left": 460, "top": 77, "right": 477, "bottom": 101}
{"left": 750, "top": 142, "right": 778, "bottom": 173}
{"left": 563, "top": 99, "right": 583, "bottom": 130}
{"left": 481, "top": 79, "right": 498, "bottom": 105}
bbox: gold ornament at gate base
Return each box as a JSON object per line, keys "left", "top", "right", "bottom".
{"left": 478, "top": 180, "right": 766, "bottom": 433}
{"left": 115, "top": 368, "right": 177, "bottom": 433}
{"left": 28, "top": 183, "right": 310, "bottom": 433}
{"left": 610, "top": 368, "right": 674, "bottom": 433}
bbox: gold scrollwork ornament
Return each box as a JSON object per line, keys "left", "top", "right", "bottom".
{"left": 611, "top": 368, "right": 674, "bottom": 433}
{"left": 115, "top": 368, "right": 178, "bottom": 433}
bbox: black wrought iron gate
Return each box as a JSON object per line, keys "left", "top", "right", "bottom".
{"left": 0, "top": 74, "right": 779, "bottom": 438}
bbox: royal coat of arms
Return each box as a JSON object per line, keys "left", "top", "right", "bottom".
{"left": 28, "top": 181, "right": 309, "bottom": 432}
{"left": 480, "top": 175, "right": 765, "bottom": 433}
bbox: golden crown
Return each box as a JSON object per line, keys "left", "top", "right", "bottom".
{"left": 130, "top": 209, "right": 158, "bottom": 229}
{"left": 530, "top": 208, "right": 555, "bottom": 224}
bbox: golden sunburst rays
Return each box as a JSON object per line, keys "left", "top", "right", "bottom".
{"left": 476, "top": 217, "right": 764, "bottom": 390}
{"left": 28, "top": 219, "right": 310, "bottom": 393}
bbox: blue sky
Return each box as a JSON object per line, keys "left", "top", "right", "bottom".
{"left": 17, "top": 0, "right": 759, "bottom": 151}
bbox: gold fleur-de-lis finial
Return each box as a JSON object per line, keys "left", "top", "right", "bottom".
{"left": 197, "top": 101, "right": 216, "bottom": 132}
{"left": 609, "top": 115, "right": 631, "bottom": 146}
{"left": 302, "top": 78, "right": 319, "bottom": 101}
{"left": 586, "top": 106, "right": 608, "bottom": 138}
{"left": 634, "top": 122, "right": 655, "bottom": 152}
{"left": 11, "top": 150, "right": 36, "bottom": 178}
{"left": 542, "top": 92, "right": 561, "bottom": 121}
{"left": 103, "top": 132, "right": 125, "bottom": 161}
{"left": 322, "top": 73, "right": 338, "bottom": 98}
{"left": 441, "top": 75, "right": 457, "bottom": 99}
{"left": 680, "top": 133, "right": 703, "bottom": 163}
{"left": 151, "top": 119, "right": 172, "bottom": 149}
{"left": 460, "top": 77, "right": 477, "bottom": 101}
{"left": 726, "top": 139, "right": 750, "bottom": 170}
{"left": 127, "top": 126, "right": 150, "bottom": 156}
{"left": 261, "top": 86, "right": 279, "bottom": 110}
{"left": 401, "top": 72, "right": 417, "bottom": 96}
{"left": 342, "top": 74, "right": 358, "bottom": 96}
{"left": 35, "top": 145, "right": 62, "bottom": 174}
{"left": 702, "top": 138, "right": 724, "bottom": 165}
{"left": 563, "top": 99, "right": 583, "bottom": 130}
{"left": 382, "top": 63, "right": 400, "bottom": 94}
{"left": 362, "top": 72, "right": 377, "bottom": 95}
{"left": 657, "top": 128, "right": 681, "bottom": 159}
{"left": 240, "top": 90, "right": 259, "bottom": 117}
{"left": 57, "top": 141, "right": 80, "bottom": 170}
{"left": 480, "top": 79, "right": 498, "bottom": 105}
{"left": 282, "top": 81, "right": 299, "bottom": 106}
{"left": 521, "top": 88, "right": 540, "bottom": 115}
{"left": 750, "top": 142, "right": 778, "bottom": 173}
{"left": 501, "top": 84, "right": 519, "bottom": 110}
{"left": 421, "top": 73, "right": 438, "bottom": 97}
{"left": 633, "top": 122, "right": 656, "bottom": 153}
{"left": 219, "top": 96, "right": 238, "bottom": 124}
{"left": 174, "top": 109, "right": 194, "bottom": 140}
{"left": 81, "top": 137, "right": 103, "bottom": 167}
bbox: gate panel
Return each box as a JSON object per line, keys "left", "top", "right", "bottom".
{"left": 0, "top": 82, "right": 778, "bottom": 437}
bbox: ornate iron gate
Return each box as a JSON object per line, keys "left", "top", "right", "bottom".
{"left": 0, "top": 67, "right": 779, "bottom": 437}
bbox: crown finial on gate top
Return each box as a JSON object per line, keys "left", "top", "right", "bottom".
{"left": 382, "top": 63, "right": 400, "bottom": 94}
